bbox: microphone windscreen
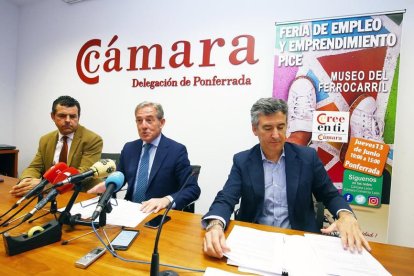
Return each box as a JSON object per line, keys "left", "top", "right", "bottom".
{"left": 91, "top": 159, "right": 116, "bottom": 178}
{"left": 105, "top": 171, "right": 124, "bottom": 192}
{"left": 52, "top": 167, "right": 79, "bottom": 193}
{"left": 43, "top": 162, "right": 68, "bottom": 182}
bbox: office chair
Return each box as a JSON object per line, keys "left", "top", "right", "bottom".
{"left": 101, "top": 153, "right": 121, "bottom": 167}
{"left": 181, "top": 165, "right": 201, "bottom": 213}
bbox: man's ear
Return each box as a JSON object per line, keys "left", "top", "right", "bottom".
{"left": 160, "top": 118, "right": 166, "bottom": 128}
{"left": 252, "top": 124, "right": 258, "bottom": 136}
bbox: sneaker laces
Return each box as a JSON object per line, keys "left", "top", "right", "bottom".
{"left": 352, "top": 107, "right": 384, "bottom": 141}
{"left": 290, "top": 95, "right": 315, "bottom": 120}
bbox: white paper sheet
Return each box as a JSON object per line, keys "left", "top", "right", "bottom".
{"left": 58, "top": 197, "right": 150, "bottom": 228}
{"left": 223, "top": 225, "right": 391, "bottom": 276}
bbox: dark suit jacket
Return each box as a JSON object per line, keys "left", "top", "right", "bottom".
{"left": 203, "top": 142, "right": 351, "bottom": 233}
{"left": 118, "top": 134, "right": 201, "bottom": 210}
{"left": 20, "top": 125, "right": 103, "bottom": 191}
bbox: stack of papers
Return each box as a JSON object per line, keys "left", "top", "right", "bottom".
{"left": 58, "top": 197, "right": 150, "bottom": 228}
{"left": 224, "top": 225, "right": 390, "bottom": 276}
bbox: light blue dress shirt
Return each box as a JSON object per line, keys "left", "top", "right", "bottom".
{"left": 257, "top": 148, "right": 291, "bottom": 229}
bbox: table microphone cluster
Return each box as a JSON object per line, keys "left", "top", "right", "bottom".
{"left": 2, "top": 159, "right": 116, "bottom": 256}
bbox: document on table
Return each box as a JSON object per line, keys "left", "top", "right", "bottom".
{"left": 304, "top": 233, "right": 391, "bottom": 276}
{"left": 223, "top": 225, "right": 390, "bottom": 276}
{"left": 224, "top": 225, "right": 285, "bottom": 275}
{"left": 58, "top": 197, "right": 150, "bottom": 227}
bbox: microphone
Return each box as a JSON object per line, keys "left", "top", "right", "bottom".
{"left": 21, "top": 167, "right": 80, "bottom": 223}
{"left": 150, "top": 166, "right": 200, "bottom": 276}
{"left": 14, "top": 162, "right": 68, "bottom": 206}
{"left": 54, "top": 159, "right": 116, "bottom": 187}
{"left": 91, "top": 171, "right": 124, "bottom": 221}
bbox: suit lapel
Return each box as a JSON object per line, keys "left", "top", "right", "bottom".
{"left": 248, "top": 145, "right": 265, "bottom": 215}
{"left": 285, "top": 143, "right": 301, "bottom": 219}
{"left": 68, "top": 125, "right": 83, "bottom": 166}
{"left": 129, "top": 140, "right": 143, "bottom": 192}
{"left": 148, "top": 135, "right": 168, "bottom": 185}
{"left": 45, "top": 131, "right": 59, "bottom": 167}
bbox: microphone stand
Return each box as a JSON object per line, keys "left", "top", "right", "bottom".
{"left": 58, "top": 182, "right": 99, "bottom": 228}
{"left": 150, "top": 169, "right": 198, "bottom": 276}
{"left": 27, "top": 199, "right": 58, "bottom": 223}
{"left": 59, "top": 182, "right": 113, "bottom": 245}
{"left": 0, "top": 197, "right": 37, "bottom": 227}
{"left": 61, "top": 202, "right": 111, "bottom": 245}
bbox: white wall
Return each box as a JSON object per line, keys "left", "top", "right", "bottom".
{"left": 0, "top": 0, "right": 18, "bottom": 144}
{"left": 5, "top": 0, "right": 414, "bottom": 248}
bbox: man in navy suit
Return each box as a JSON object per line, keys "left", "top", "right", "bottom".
{"left": 89, "top": 101, "right": 200, "bottom": 213}
{"left": 202, "top": 98, "right": 370, "bottom": 258}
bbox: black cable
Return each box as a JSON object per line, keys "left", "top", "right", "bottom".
{"left": 0, "top": 196, "right": 37, "bottom": 227}
{"left": 91, "top": 218, "right": 205, "bottom": 273}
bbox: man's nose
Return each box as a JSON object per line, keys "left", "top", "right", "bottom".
{"left": 272, "top": 129, "right": 280, "bottom": 138}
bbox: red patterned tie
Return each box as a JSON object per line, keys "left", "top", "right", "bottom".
{"left": 59, "top": 136, "right": 68, "bottom": 164}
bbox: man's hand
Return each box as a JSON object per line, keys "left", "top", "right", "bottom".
{"left": 203, "top": 220, "right": 230, "bottom": 258}
{"left": 9, "top": 178, "right": 41, "bottom": 197}
{"left": 87, "top": 181, "right": 106, "bottom": 194}
{"left": 321, "top": 211, "right": 371, "bottom": 253}
{"left": 140, "top": 197, "right": 171, "bottom": 213}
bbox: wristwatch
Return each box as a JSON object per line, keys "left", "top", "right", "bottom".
{"left": 206, "top": 220, "right": 224, "bottom": 231}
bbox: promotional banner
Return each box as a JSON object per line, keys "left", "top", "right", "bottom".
{"left": 273, "top": 11, "right": 404, "bottom": 242}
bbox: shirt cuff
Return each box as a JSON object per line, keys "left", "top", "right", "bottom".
{"left": 201, "top": 215, "right": 227, "bottom": 229}
{"left": 336, "top": 209, "right": 356, "bottom": 219}
{"left": 165, "top": 195, "right": 176, "bottom": 208}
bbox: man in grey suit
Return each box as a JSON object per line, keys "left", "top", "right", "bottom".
{"left": 203, "top": 98, "right": 370, "bottom": 258}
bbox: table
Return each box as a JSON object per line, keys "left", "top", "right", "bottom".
{"left": 0, "top": 176, "right": 413, "bottom": 275}
{"left": 0, "top": 149, "right": 19, "bottom": 177}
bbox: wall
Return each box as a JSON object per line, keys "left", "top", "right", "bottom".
{"left": 0, "top": 0, "right": 18, "bottom": 144}
{"left": 5, "top": 0, "right": 414, "bottom": 248}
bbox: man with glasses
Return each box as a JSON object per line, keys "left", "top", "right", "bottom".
{"left": 10, "top": 95, "right": 103, "bottom": 196}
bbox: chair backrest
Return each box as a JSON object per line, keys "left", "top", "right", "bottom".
{"left": 181, "top": 165, "right": 201, "bottom": 213}
{"left": 315, "top": 201, "right": 325, "bottom": 231}
{"left": 101, "top": 153, "right": 121, "bottom": 168}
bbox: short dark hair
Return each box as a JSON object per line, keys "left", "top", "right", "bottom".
{"left": 250, "top": 98, "right": 288, "bottom": 127}
{"left": 52, "top": 96, "right": 81, "bottom": 116}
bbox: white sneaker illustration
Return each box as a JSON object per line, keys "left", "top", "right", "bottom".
{"left": 340, "top": 94, "right": 384, "bottom": 162}
{"left": 349, "top": 95, "right": 384, "bottom": 141}
{"left": 287, "top": 76, "right": 316, "bottom": 133}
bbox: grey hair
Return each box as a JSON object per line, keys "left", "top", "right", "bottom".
{"left": 250, "top": 98, "right": 288, "bottom": 127}
{"left": 135, "top": 101, "right": 164, "bottom": 120}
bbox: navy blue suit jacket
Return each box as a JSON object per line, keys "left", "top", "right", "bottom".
{"left": 203, "top": 142, "right": 351, "bottom": 233}
{"left": 118, "top": 134, "right": 200, "bottom": 210}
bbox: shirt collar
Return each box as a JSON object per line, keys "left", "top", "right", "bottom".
{"left": 143, "top": 133, "right": 161, "bottom": 148}
{"left": 260, "top": 146, "right": 285, "bottom": 164}
{"left": 58, "top": 132, "right": 74, "bottom": 141}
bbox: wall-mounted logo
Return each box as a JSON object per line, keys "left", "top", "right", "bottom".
{"left": 76, "top": 35, "right": 258, "bottom": 85}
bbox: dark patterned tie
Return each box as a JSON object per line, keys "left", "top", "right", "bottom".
{"left": 133, "top": 143, "right": 152, "bottom": 203}
{"left": 59, "top": 136, "right": 68, "bottom": 164}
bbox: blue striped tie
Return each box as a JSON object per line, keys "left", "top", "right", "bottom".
{"left": 133, "top": 143, "right": 152, "bottom": 203}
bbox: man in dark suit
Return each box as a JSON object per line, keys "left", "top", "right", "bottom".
{"left": 202, "top": 98, "right": 370, "bottom": 258}
{"left": 89, "top": 101, "right": 200, "bottom": 213}
{"left": 11, "top": 95, "right": 103, "bottom": 196}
